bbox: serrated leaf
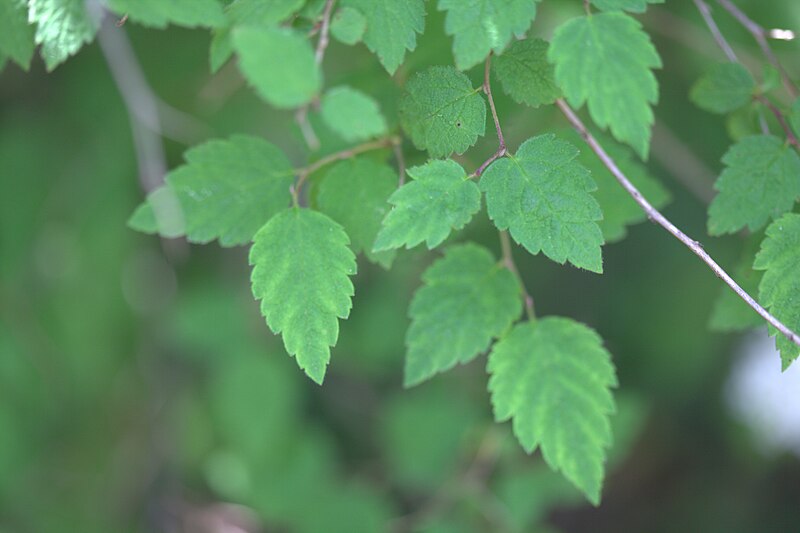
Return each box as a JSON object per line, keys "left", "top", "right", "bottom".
{"left": 493, "top": 38, "right": 560, "bottom": 109}
{"left": 28, "top": 0, "right": 99, "bottom": 71}
{"left": 0, "top": 0, "right": 34, "bottom": 70}
{"left": 317, "top": 158, "right": 397, "bottom": 268}
{"left": 562, "top": 129, "right": 670, "bottom": 242}
{"left": 107, "top": 0, "right": 225, "bottom": 28}
{"left": 480, "top": 134, "right": 604, "bottom": 272}
{"left": 405, "top": 244, "right": 522, "bottom": 386}
{"left": 690, "top": 63, "right": 755, "bottom": 114}
{"left": 330, "top": 6, "right": 366, "bottom": 45}
{"left": 373, "top": 159, "right": 481, "bottom": 251}
{"left": 709, "top": 236, "right": 764, "bottom": 331}
{"left": 708, "top": 135, "right": 800, "bottom": 235}
{"left": 249, "top": 208, "right": 357, "bottom": 384}
{"left": 341, "top": 0, "right": 425, "bottom": 74}
{"left": 591, "top": 0, "right": 663, "bottom": 12}
{"left": 399, "top": 66, "right": 486, "bottom": 158}
{"left": 438, "top": 0, "right": 539, "bottom": 71}
{"left": 487, "top": 318, "right": 618, "bottom": 504}
{"left": 753, "top": 213, "right": 800, "bottom": 369}
{"left": 549, "top": 12, "right": 661, "bottom": 159}
{"left": 320, "top": 87, "right": 387, "bottom": 143}
{"left": 128, "top": 135, "right": 294, "bottom": 246}
{"left": 233, "top": 26, "right": 321, "bottom": 109}
{"left": 226, "top": 0, "right": 305, "bottom": 24}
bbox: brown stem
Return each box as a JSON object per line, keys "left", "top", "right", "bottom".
{"left": 755, "top": 93, "right": 800, "bottom": 147}
{"left": 556, "top": 98, "right": 800, "bottom": 350}
{"left": 716, "top": 0, "right": 799, "bottom": 98}
{"left": 291, "top": 137, "right": 396, "bottom": 204}
{"left": 483, "top": 53, "right": 506, "bottom": 151}
{"left": 500, "top": 231, "right": 535, "bottom": 320}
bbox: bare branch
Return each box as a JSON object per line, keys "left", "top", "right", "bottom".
{"left": 693, "top": 0, "right": 739, "bottom": 62}
{"left": 556, "top": 99, "right": 800, "bottom": 350}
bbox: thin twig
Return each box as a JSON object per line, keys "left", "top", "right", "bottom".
{"left": 470, "top": 54, "right": 508, "bottom": 178}
{"left": 315, "top": 0, "right": 336, "bottom": 65}
{"left": 556, "top": 99, "right": 800, "bottom": 350}
{"left": 295, "top": 106, "right": 320, "bottom": 150}
{"left": 755, "top": 93, "right": 800, "bottom": 146}
{"left": 291, "top": 137, "right": 396, "bottom": 204}
{"left": 500, "top": 231, "right": 535, "bottom": 320}
{"left": 693, "top": 0, "right": 739, "bottom": 62}
{"left": 716, "top": 0, "right": 799, "bottom": 98}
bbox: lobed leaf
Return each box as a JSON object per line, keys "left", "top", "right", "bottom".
{"left": 0, "top": 0, "right": 35, "bottom": 70}
{"left": 250, "top": 208, "right": 357, "bottom": 384}
{"left": 753, "top": 213, "right": 800, "bottom": 369}
{"left": 549, "top": 12, "right": 661, "bottom": 159}
{"left": 487, "top": 317, "right": 618, "bottom": 504}
{"left": 493, "top": 38, "right": 561, "bottom": 109}
{"left": 438, "top": 0, "right": 540, "bottom": 71}
{"left": 480, "top": 134, "right": 604, "bottom": 272}
{"left": 373, "top": 159, "right": 481, "bottom": 251}
{"left": 708, "top": 135, "right": 800, "bottom": 235}
{"left": 128, "top": 135, "right": 294, "bottom": 246}
{"left": 28, "top": 0, "right": 98, "bottom": 71}
{"left": 399, "top": 66, "right": 486, "bottom": 158}
{"left": 405, "top": 244, "right": 522, "bottom": 386}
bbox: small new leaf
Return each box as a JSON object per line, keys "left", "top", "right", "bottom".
{"left": 591, "top": 0, "right": 664, "bottom": 12}
{"left": 29, "top": 0, "right": 98, "bottom": 71}
{"left": 0, "top": 0, "right": 34, "bottom": 70}
{"left": 438, "top": 0, "right": 540, "bottom": 71}
{"left": 373, "top": 159, "right": 481, "bottom": 251}
{"left": 233, "top": 26, "right": 321, "bottom": 109}
{"left": 399, "top": 66, "right": 486, "bottom": 158}
{"left": 107, "top": 0, "right": 225, "bottom": 28}
{"left": 320, "top": 87, "right": 388, "bottom": 143}
{"left": 549, "top": 12, "right": 661, "bottom": 159}
{"left": 488, "top": 318, "right": 618, "bottom": 504}
{"left": 128, "top": 135, "right": 294, "bottom": 246}
{"left": 250, "top": 208, "right": 357, "bottom": 384}
{"left": 690, "top": 63, "right": 756, "bottom": 114}
{"left": 480, "top": 134, "right": 604, "bottom": 272}
{"left": 708, "top": 135, "right": 800, "bottom": 235}
{"left": 317, "top": 158, "right": 397, "bottom": 268}
{"left": 405, "top": 244, "right": 522, "bottom": 386}
{"left": 341, "top": 0, "right": 425, "bottom": 74}
{"left": 493, "top": 38, "right": 561, "bottom": 108}
{"left": 330, "top": 6, "right": 367, "bottom": 45}
{"left": 753, "top": 213, "right": 800, "bottom": 369}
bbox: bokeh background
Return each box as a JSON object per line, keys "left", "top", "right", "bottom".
{"left": 2, "top": 1, "right": 800, "bottom": 532}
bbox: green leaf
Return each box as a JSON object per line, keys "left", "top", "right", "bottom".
{"left": 330, "top": 6, "right": 367, "bottom": 45}
{"left": 107, "top": 0, "right": 225, "bottom": 28}
{"left": 317, "top": 158, "right": 397, "bottom": 268}
{"left": 480, "top": 134, "right": 604, "bottom": 272}
{"left": 320, "top": 87, "right": 388, "bottom": 142}
{"left": 226, "top": 0, "right": 305, "bottom": 24}
{"left": 399, "top": 66, "right": 486, "bottom": 158}
{"left": 563, "top": 129, "right": 670, "bottom": 242}
{"left": 128, "top": 135, "right": 294, "bottom": 246}
{"left": 790, "top": 97, "right": 800, "bottom": 138}
{"left": 753, "top": 213, "right": 800, "bottom": 369}
{"left": 250, "top": 208, "right": 357, "bottom": 384}
{"left": 591, "top": 0, "right": 664, "bottom": 12}
{"left": 28, "top": 0, "right": 99, "bottom": 71}
{"left": 549, "top": 12, "right": 661, "bottom": 159}
{"left": 373, "top": 159, "right": 481, "bottom": 251}
{"left": 233, "top": 26, "right": 321, "bottom": 109}
{"left": 690, "top": 63, "right": 756, "bottom": 115}
{"left": 708, "top": 135, "right": 800, "bottom": 235}
{"left": 493, "top": 38, "right": 561, "bottom": 109}
{"left": 437, "top": 0, "right": 540, "bottom": 71}
{"left": 709, "top": 235, "right": 764, "bottom": 332}
{"left": 0, "top": 0, "right": 34, "bottom": 70}
{"left": 487, "top": 317, "right": 618, "bottom": 504}
{"left": 340, "top": 0, "right": 425, "bottom": 74}
{"left": 405, "top": 244, "right": 522, "bottom": 386}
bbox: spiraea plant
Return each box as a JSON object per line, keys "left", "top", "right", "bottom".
{"left": 4, "top": 0, "right": 800, "bottom": 511}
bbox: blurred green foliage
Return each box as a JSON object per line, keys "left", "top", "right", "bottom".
{"left": 2, "top": 1, "right": 800, "bottom": 532}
